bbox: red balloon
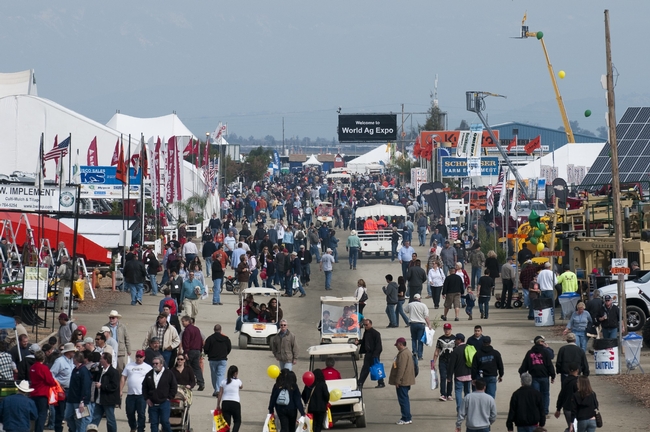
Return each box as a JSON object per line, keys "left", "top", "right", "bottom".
{"left": 382, "top": 181, "right": 388, "bottom": 187}
{"left": 302, "top": 371, "right": 315, "bottom": 387}
{"left": 77, "top": 325, "right": 87, "bottom": 337}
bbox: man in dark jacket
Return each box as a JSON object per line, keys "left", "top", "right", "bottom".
{"left": 203, "top": 324, "right": 231, "bottom": 397}
{"left": 181, "top": 316, "right": 205, "bottom": 391}
{"left": 556, "top": 332, "right": 589, "bottom": 384}
{"left": 356, "top": 319, "right": 385, "bottom": 389}
{"left": 405, "top": 260, "right": 427, "bottom": 298}
{"left": 599, "top": 294, "right": 620, "bottom": 339}
{"left": 506, "top": 372, "right": 545, "bottom": 431}
{"left": 202, "top": 239, "right": 217, "bottom": 278}
{"left": 274, "top": 249, "right": 291, "bottom": 294}
{"left": 518, "top": 335, "right": 556, "bottom": 415}
{"left": 124, "top": 253, "right": 147, "bottom": 306}
{"left": 382, "top": 274, "right": 399, "bottom": 328}
{"left": 555, "top": 363, "right": 580, "bottom": 431}
{"left": 91, "top": 352, "right": 121, "bottom": 432}
{"left": 142, "top": 355, "right": 177, "bottom": 432}
{"left": 442, "top": 268, "right": 464, "bottom": 322}
{"left": 471, "top": 336, "right": 504, "bottom": 399}
{"left": 297, "top": 245, "right": 312, "bottom": 286}
{"left": 447, "top": 333, "right": 472, "bottom": 413}
{"left": 517, "top": 243, "right": 534, "bottom": 266}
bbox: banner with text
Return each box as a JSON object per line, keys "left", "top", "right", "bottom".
{"left": 79, "top": 166, "right": 141, "bottom": 199}
{"left": 338, "top": 114, "right": 397, "bottom": 142}
{"left": 441, "top": 157, "right": 499, "bottom": 177}
{"left": 0, "top": 185, "right": 77, "bottom": 212}
{"left": 23, "top": 266, "right": 49, "bottom": 300}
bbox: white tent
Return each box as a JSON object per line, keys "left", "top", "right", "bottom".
{"left": 347, "top": 144, "right": 398, "bottom": 174}
{"left": 0, "top": 70, "right": 37, "bottom": 99}
{"left": 106, "top": 113, "right": 197, "bottom": 141}
{"left": 517, "top": 142, "right": 606, "bottom": 181}
{"left": 303, "top": 154, "right": 322, "bottom": 166}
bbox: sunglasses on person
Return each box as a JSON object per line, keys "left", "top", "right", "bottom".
{"left": 177, "top": 358, "right": 185, "bottom": 362}
{"left": 136, "top": 355, "right": 144, "bottom": 358}
{"left": 280, "top": 324, "right": 287, "bottom": 327}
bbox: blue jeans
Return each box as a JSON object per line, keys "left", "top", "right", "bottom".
{"left": 280, "top": 361, "right": 293, "bottom": 371}
{"left": 33, "top": 395, "right": 48, "bottom": 432}
{"left": 127, "top": 282, "right": 144, "bottom": 305}
{"left": 602, "top": 327, "right": 618, "bottom": 339}
{"left": 471, "top": 267, "right": 481, "bottom": 288}
{"left": 126, "top": 394, "right": 146, "bottom": 432}
{"left": 249, "top": 269, "right": 259, "bottom": 287}
{"left": 205, "top": 256, "right": 213, "bottom": 277}
{"left": 469, "top": 428, "right": 490, "bottom": 432}
{"left": 65, "top": 402, "right": 82, "bottom": 432}
{"left": 540, "top": 290, "right": 554, "bottom": 301}
{"left": 479, "top": 296, "right": 490, "bottom": 318}
{"left": 396, "top": 385, "right": 412, "bottom": 421}
{"left": 516, "top": 426, "right": 537, "bottom": 432}
{"left": 396, "top": 299, "right": 409, "bottom": 326}
{"left": 324, "top": 270, "right": 332, "bottom": 289}
{"left": 391, "top": 243, "right": 398, "bottom": 261}
{"left": 531, "top": 376, "right": 550, "bottom": 415}
{"left": 455, "top": 380, "right": 472, "bottom": 413}
{"left": 349, "top": 247, "right": 358, "bottom": 268}
{"left": 210, "top": 360, "right": 228, "bottom": 395}
{"left": 386, "top": 304, "right": 397, "bottom": 327}
{"left": 185, "top": 253, "right": 196, "bottom": 264}
{"left": 417, "top": 226, "right": 426, "bottom": 245}
{"left": 409, "top": 322, "right": 425, "bottom": 359}
{"left": 438, "top": 360, "right": 451, "bottom": 397}
{"left": 401, "top": 261, "right": 410, "bottom": 279}
{"left": 213, "top": 278, "right": 222, "bottom": 303}
{"left": 160, "top": 269, "right": 170, "bottom": 286}
{"left": 161, "top": 350, "right": 172, "bottom": 367}
{"left": 310, "top": 245, "right": 321, "bottom": 263}
{"left": 484, "top": 375, "right": 497, "bottom": 399}
{"left": 148, "top": 400, "right": 172, "bottom": 432}
{"left": 332, "top": 248, "right": 338, "bottom": 262}
{"left": 574, "top": 330, "right": 587, "bottom": 352}
{"left": 577, "top": 419, "right": 597, "bottom": 432}
{"left": 149, "top": 275, "right": 159, "bottom": 295}
{"left": 92, "top": 404, "right": 116, "bottom": 432}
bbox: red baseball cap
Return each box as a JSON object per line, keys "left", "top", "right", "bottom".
{"left": 443, "top": 323, "right": 452, "bottom": 330}
{"left": 136, "top": 350, "right": 146, "bottom": 358}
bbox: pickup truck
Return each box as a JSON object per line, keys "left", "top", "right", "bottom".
{"left": 598, "top": 271, "right": 650, "bottom": 332}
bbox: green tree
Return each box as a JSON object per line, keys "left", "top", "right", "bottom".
{"left": 558, "top": 120, "right": 595, "bottom": 137}
{"left": 421, "top": 93, "right": 446, "bottom": 131}
{"left": 478, "top": 225, "right": 507, "bottom": 265}
{"left": 390, "top": 155, "right": 419, "bottom": 182}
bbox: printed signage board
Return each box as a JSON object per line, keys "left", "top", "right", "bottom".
{"left": 80, "top": 166, "right": 141, "bottom": 199}
{"left": 338, "top": 114, "right": 397, "bottom": 142}
{"left": 0, "top": 185, "right": 77, "bottom": 212}
{"left": 441, "top": 157, "right": 499, "bottom": 177}
{"left": 23, "top": 266, "right": 49, "bottom": 300}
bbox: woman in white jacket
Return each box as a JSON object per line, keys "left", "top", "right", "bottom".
{"left": 353, "top": 279, "right": 368, "bottom": 315}
{"left": 427, "top": 262, "right": 445, "bottom": 309}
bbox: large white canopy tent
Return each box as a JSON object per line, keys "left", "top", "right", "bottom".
{"left": 516, "top": 142, "right": 606, "bottom": 181}
{"left": 0, "top": 70, "right": 37, "bottom": 99}
{"left": 303, "top": 155, "right": 323, "bottom": 166}
{"left": 346, "top": 144, "right": 400, "bottom": 174}
{"left": 106, "top": 113, "right": 197, "bottom": 142}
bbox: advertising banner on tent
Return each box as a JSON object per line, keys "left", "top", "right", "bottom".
{"left": 79, "top": 166, "right": 141, "bottom": 199}
{"left": 441, "top": 157, "right": 499, "bottom": 177}
{"left": 0, "top": 185, "right": 77, "bottom": 212}
{"left": 23, "top": 266, "right": 49, "bottom": 300}
{"left": 421, "top": 130, "right": 499, "bottom": 148}
{"left": 410, "top": 168, "right": 427, "bottom": 195}
{"left": 338, "top": 114, "right": 397, "bottom": 142}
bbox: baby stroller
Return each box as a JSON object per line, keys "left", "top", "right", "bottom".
{"left": 169, "top": 386, "right": 193, "bottom": 432}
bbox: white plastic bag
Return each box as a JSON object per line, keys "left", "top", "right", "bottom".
{"left": 424, "top": 327, "right": 435, "bottom": 347}
{"left": 430, "top": 360, "right": 438, "bottom": 390}
{"left": 263, "top": 414, "right": 276, "bottom": 432}
{"left": 295, "top": 416, "right": 311, "bottom": 432}
{"left": 292, "top": 276, "right": 300, "bottom": 289}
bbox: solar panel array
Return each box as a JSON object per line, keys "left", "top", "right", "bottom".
{"left": 581, "top": 107, "right": 650, "bottom": 187}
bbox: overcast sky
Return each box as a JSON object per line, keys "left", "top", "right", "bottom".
{"left": 2, "top": 1, "right": 648, "bottom": 141}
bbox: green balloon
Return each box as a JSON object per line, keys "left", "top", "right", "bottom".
{"left": 540, "top": 225, "right": 547, "bottom": 233}
{"left": 536, "top": 31, "right": 544, "bottom": 40}
{"left": 534, "top": 229, "right": 542, "bottom": 237}
{"left": 530, "top": 237, "right": 539, "bottom": 245}
{"left": 585, "top": 110, "right": 592, "bottom": 117}
{"left": 528, "top": 220, "right": 538, "bottom": 229}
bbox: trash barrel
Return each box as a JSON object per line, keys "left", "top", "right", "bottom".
{"left": 533, "top": 297, "right": 555, "bottom": 327}
{"left": 559, "top": 292, "right": 581, "bottom": 320}
{"left": 623, "top": 333, "right": 643, "bottom": 372}
{"left": 593, "top": 338, "right": 619, "bottom": 375}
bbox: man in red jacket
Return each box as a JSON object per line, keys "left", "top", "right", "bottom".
{"left": 181, "top": 316, "right": 205, "bottom": 391}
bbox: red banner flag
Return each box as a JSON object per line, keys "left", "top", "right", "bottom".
{"left": 166, "top": 137, "right": 182, "bottom": 203}
{"left": 506, "top": 136, "right": 517, "bottom": 152}
{"left": 115, "top": 142, "right": 127, "bottom": 184}
{"left": 87, "top": 137, "right": 98, "bottom": 166}
{"left": 111, "top": 139, "right": 120, "bottom": 166}
{"left": 524, "top": 135, "right": 541, "bottom": 155}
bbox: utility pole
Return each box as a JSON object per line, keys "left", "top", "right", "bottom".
{"left": 401, "top": 104, "right": 405, "bottom": 155}
{"left": 604, "top": 11, "right": 626, "bottom": 346}
{"left": 282, "top": 117, "right": 285, "bottom": 156}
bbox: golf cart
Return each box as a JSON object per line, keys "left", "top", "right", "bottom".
{"left": 238, "top": 288, "right": 281, "bottom": 350}
{"left": 307, "top": 344, "right": 366, "bottom": 428}
{"left": 319, "top": 296, "right": 361, "bottom": 347}
{"left": 315, "top": 202, "right": 334, "bottom": 227}
{"left": 355, "top": 204, "right": 406, "bottom": 257}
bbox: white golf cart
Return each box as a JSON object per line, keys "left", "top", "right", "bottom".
{"left": 316, "top": 202, "right": 334, "bottom": 227}
{"left": 307, "top": 344, "right": 366, "bottom": 428}
{"left": 319, "top": 296, "right": 361, "bottom": 346}
{"left": 238, "top": 288, "right": 281, "bottom": 350}
{"left": 355, "top": 204, "right": 406, "bottom": 257}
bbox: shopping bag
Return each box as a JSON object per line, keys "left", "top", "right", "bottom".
{"left": 292, "top": 276, "right": 300, "bottom": 289}
{"left": 263, "top": 414, "right": 277, "bottom": 432}
{"left": 422, "top": 327, "right": 435, "bottom": 347}
{"left": 430, "top": 360, "right": 438, "bottom": 390}
{"left": 212, "top": 409, "right": 230, "bottom": 432}
{"left": 295, "top": 416, "right": 311, "bottom": 432}
{"left": 47, "top": 386, "right": 58, "bottom": 405}
{"left": 369, "top": 358, "right": 386, "bottom": 381}
{"left": 72, "top": 279, "right": 85, "bottom": 301}
{"left": 323, "top": 407, "right": 333, "bottom": 430}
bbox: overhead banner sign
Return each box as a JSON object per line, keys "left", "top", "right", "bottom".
{"left": 79, "top": 166, "right": 141, "bottom": 199}
{"left": 421, "top": 130, "right": 499, "bottom": 148}
{"left": 441, "top": 157, "right": 499, "bottom": 177}
{"left": 0, "top": 185, "right": 77, "bottom": 212}
{"left": 338, "top": 114, "right": 397, "bottom": 142}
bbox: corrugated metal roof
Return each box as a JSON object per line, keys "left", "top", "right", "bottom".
{"left": 490, "top": 121, "right": 605, "bottom": 147}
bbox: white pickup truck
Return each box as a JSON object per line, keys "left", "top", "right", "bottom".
{"left": 598, "top": 271, "right": 650, "bottom": 333}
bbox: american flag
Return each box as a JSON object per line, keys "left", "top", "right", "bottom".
{"left": 44, "top": 137, "right": 70, "bottom": 161}
{"left": 493, "top": 167, "right": 505, "bottom": 193}
{"left": 203, "top": 158, "right": 218, "bottom": 192}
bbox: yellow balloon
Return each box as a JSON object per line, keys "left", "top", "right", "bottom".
{"left": 329, "top": 389, "right": 342, "bottom": 402}
{"left": 267, "top": 365, "right": 281, "bottom": 380}
{"left": 537, "top": 242, "right": 545, "bottom": 252}
{"left": 558, "top": 70, "right": 566, "bottom": 79}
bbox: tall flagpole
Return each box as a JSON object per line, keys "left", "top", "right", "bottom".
{"left": 140, "top": 134, "right": 146, "bottom": 245}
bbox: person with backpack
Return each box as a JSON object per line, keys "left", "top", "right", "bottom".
{"left": 447, "top": 333, "right": 473, "bottom": 413}
{"left": 268, "top": 370, "right": 305, "bottom": 432}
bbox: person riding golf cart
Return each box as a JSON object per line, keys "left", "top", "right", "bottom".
{"left": 237, "top": 287, "right": 282, "bottom": 350}
{"left": 319, "top": 296, "right": 361, "bottom": 346}
{"left": 307, "top": 344, "right": 367, "bottom": 428}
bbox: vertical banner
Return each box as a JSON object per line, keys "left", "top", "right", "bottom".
{"left": 166, "top": 136, "right": 177, "bottom": 203}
